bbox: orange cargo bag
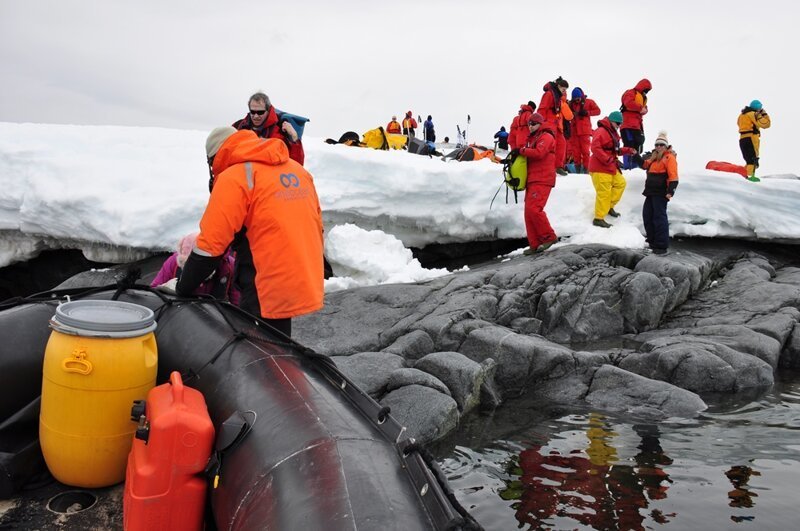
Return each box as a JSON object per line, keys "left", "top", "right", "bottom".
{"left": 123, "top": 371, "right": 215, "bottom": 531}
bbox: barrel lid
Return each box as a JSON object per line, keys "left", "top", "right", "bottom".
{"left": 52, "top": 300, "right": 156, "bottom": 337}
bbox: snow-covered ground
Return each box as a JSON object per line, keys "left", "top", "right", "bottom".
{"left": 1, "top": 122, "right": 798, "bottom": 291}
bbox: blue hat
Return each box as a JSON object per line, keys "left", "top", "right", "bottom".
{"left": 571, "top": 87, "right": 584, "bottom": 99}
{"left": 750, "top": 99, "right": 762, "bottom": 110}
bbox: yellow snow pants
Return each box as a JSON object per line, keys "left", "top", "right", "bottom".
{"left": 590, "top": 171, "right": 626, "bottom": 219}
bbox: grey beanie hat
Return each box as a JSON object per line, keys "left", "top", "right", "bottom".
{"left": 206, "top": 126, "right": 237, "bottom": 158}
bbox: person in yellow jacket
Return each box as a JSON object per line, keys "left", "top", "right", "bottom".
{"left": 641, "top": 131, "right": 679, "bottom": 255}
{"left": 738, "top": 99, "right": 770, "bottom": 182}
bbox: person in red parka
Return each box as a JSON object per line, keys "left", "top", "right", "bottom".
{"left": 402, "top": 111, "right": 418, "bottom": 137}
{"left": 538, "top": 76, "right": 575, "bottom": 175}
{"left": 620, "top": 79, "right": 652, "bottom": 169}
{"left": 588, "top": 111, "right": 636, "bottom": 228}
{"left": 519, "top": 113, "right": 558, "bottom": 255}
{"left": 568, "top": 87, "right": 601, "bottom": 174}
{"left": 386, "top": 116, "right": 402, "bottom": 135}
{"left": 232, "top": 92, "right": 305, "bottom": 166}
{"left": 509, "top": 101, "right": 536, "bottom": 151}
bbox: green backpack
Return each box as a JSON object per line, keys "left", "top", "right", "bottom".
{"left": 490, "top": 152, "right": 527, "bottom": 208}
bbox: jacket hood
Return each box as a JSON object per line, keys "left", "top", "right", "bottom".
{"left": 635, "top": 78, "right": 652, "bottom": 92}
{"left": 212, "top": 130, "right": 289, "bottom": 177}
{"left": 597, "top": 117, "right": 617, "bottom": 131}
{"left": 538, "top": 121, "right": 557, "bottom": 135}
{"left": 519, "top": 104, "right": 534, "bottom": 113}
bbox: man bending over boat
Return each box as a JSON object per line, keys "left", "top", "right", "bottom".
{"left": 176, "top": 126, "right": 324, "bottom": 337}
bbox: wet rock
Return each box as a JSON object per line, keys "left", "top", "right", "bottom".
{"left": 380, "top": 385, "right": 459, "bottom": 445}
{"left": 619, "top": 337, "right": 774, "bottom": 392}
{"left": 781, "top": 323, "right": 800, "bottom": 368}
{"left": 331, "top": 352, "right": 405, "bottom": 398}
{"left": 585, "top": 365, "right": 707, "bottom": 417}
{"left": 414, "top": 352, "right": 494, "bottom": 414}
{"left": 386, "top": 368, "right": 451, "bottom": 396}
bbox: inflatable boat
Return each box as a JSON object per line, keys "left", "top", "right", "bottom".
{"left": 0, "top": 280, "right": 480, "bottom": 530}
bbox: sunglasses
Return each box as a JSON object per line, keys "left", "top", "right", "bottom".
{"left": 249, "top": 109, "right": 267, "bottom": 116}
{"left": 655, "top": 143, "right": 667, "bottom": 147}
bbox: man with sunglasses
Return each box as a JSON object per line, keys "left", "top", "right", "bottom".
{"left": 233, "top": 92, "right": 305, "bottom": 165}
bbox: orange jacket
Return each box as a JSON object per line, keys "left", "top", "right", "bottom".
{"left": 386, "top": 120, "right": 402, "bottom": 134}
{"left": 197, "top": 130, "right": 323, "bottom": 319}
{"left": 642, "top": 149, "right": 679, "bottom": 196}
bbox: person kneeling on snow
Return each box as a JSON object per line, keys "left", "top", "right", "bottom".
{"left": 588, "top": 111, "right": 636, "bottom": 228}
{"left": 519, "top": 113, "right": 559, "bottom": 255}
{"left": 176, "top": 126, "right": 324, "bottom": 338}
{"left": 641, "top": 131, "right": 679, "bottom": 255}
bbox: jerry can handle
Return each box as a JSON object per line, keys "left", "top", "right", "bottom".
{"left": 62, "top": 348, "right": 93, "bottom": 375}
{"left": 170, "top": 371, "right": 185, "bottom": 403}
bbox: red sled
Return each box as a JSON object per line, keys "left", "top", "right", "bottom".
{"left": 124, "top": 371, "right": 215, "bottom": 531}
{"left": 706, "top": 161, "right": 748, "bottom": 178}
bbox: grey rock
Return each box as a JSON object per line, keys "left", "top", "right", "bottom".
{"left": 585, "top": 365, "right": 707, "bottom": 417}
{"left": 414, "top": 351, "right": 493, "bottom": 414}
{"left": 382, "top": 329, "right": 435, "bottom": 360}
{"left": 331, "top": 352, "right": 405, "bottom": 398}
{"left": 460, "top": 326, "right": 574, "bottom": 395}
{"left": 619, "top": 337, "right": 773, "bottom": 392}
{"left": 781, "top": 323, "right": 800, "bottom": 369}
{"left": 385, "top": 368, "right": 451, "bottom": 396}
{"left": 380, "top": 385, "right": 459, "bottom": 445}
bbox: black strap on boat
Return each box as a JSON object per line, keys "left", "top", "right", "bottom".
{"left": 204, "top": 410, "right": 255, "bottom": 489}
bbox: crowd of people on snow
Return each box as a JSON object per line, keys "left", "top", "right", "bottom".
{"left": 504, "top": 76, "right": 769, "bottom": 257}
{"left": 152, "top": 85, "right": 770, "bottom": 333}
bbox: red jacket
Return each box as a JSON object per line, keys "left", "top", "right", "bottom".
{"left": 538, "top": 82, "right": 574, "bottom": 133}
{"left": 520, "top": 122, "right": 557, "bottom": 187}
{"left": 232, "top": 107, "right": 305, "bottom": 165}
{"left": 569, "top": 97, "right": 601, "bottom": 136}
{"left": 589, "top": 118, "right": 622, "bottom": 174}
{"left": 509, "top": 104, "right": 534, "bottom": 150}
{"left": 620, "top": 79, "right": 651, "bottom": 131}
{"left": 386, "top": 120, "right": 401, "bottom": 134}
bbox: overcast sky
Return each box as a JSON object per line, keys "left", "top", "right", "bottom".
{"left": 0, "top": 0, "right": 794, "bottom": 173}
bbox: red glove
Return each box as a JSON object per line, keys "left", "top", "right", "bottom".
{"left": 620, "top": 147, "right": 636, "bottom": 155}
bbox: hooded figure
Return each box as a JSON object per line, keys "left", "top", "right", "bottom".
{"left": 538, "top": 77, "right": 574, "bottom": 173}
{"left": 177, "top": 128, "right": 324, "bottom": 337}
{"left": 619, "top": 78, "right": 652, "bottom": 169}
{"left": 402, "top": 111, "right": 418, "bottom": 137}
{"left": 519, "top": 113, "right": 559, "bottom": 254}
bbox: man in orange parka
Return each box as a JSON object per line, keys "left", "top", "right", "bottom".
{"left": 620, "top": 79, "right": 652, "bottom": 169}
{"left": 386, "top": 116, "right": 402, "bottom": 135}
{"left": 177, "top": 127, "right": 324, "bottom": 337}
{"left": 538, "top": 76, "right": 574, "bottom": 175}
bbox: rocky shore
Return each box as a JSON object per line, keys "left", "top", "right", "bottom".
{"left": 296, "top": 242, "right": 800, "bottom": 445}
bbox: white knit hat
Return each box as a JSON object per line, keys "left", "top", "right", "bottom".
{"left": 206, "top": 126, "right": 237, "bottom": 158}
{"left": 655, "top": 131, "right": 669, "bottom": 146}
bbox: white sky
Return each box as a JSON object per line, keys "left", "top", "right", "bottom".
{"left": 1, "top": 123, "right": 798, "bottom": 292}
{"left": 0, "top": 1, "right": 794, "bottom": 173}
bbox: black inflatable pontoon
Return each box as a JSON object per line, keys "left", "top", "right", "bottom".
{"left": 0, "top": 284, "right": 480, "bottom": 530}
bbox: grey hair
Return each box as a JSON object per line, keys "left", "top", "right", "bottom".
{"left": 248, "top": 92, "right": 271, "bottom": 108}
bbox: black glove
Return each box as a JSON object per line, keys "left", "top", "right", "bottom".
{"left": 641, "top": 151, "right": 652, "bottom": 161}
{"left": 578, "top": 110, "right": 588, "bottom": 116}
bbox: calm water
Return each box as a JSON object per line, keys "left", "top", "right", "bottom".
{"left": 436, "top": 369, "right": 800, "bottom": 530}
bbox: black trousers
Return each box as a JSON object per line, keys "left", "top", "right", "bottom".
{"left": 739, "top": 137, "right": 759, "bottom": 166}
{"left": 643, "top": 195, "right": 670, "bottom": 250}
{"left": 621, "top": 128, "right": 645, "bottom": 169}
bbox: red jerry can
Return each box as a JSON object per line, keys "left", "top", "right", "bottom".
{"left": 123, "top": 371, "right": 215, "bottom": 531}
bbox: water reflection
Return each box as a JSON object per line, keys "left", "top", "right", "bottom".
{"left": 439, "top": 372, "right": 800, "bottom": 530}
{"left": 499, "top": 414, "right": 677, "bottom": 530}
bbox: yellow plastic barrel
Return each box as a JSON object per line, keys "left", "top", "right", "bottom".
{"left": 40, "top": 299, "right": 158, "bottom": 488}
